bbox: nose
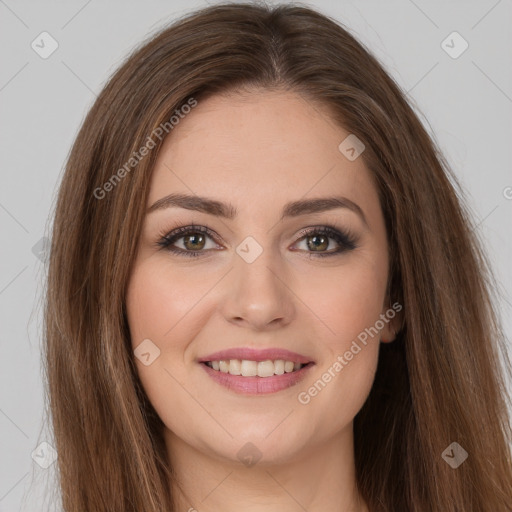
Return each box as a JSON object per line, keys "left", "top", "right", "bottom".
{"left": 219, "top": 246, "right": 296, "bottom": 331}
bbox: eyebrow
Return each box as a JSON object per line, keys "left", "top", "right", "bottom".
{"left": 147, "top": 193, "right": 368, "bottom": 225}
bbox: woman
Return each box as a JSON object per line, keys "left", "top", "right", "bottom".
{"left": 44, "top": 3, "right": 512, "bottom": 511}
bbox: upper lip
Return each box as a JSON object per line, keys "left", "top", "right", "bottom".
{"left": 197, "top": 347, "right": 314, "bottom": 365}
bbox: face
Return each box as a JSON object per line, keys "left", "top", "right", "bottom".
{"left": 125, "top": 89, "right": 395, "bottom": 465}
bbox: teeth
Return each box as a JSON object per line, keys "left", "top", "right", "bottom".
{"left": 274, "top": 360, "right": 284, "bottom": 375}
{"left": 228, "top": 359, "right": 241, "bottom": 375}
{"left": 257, "top": 360, "right": 274, "bottom": 377}
{"left": 205, "top": 359, "right": 306, "bottom": 377}
{"left": 241, "top": 360, "right": 257, "bottom": 377}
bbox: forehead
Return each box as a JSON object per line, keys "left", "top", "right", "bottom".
{"left": 148, "top": 89, "right": 380, "bottom": 221}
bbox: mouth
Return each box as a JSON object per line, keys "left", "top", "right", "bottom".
{"left": 202, "top": 359, "right": 312, "bottom": 377}
{"left": 197, "top": 348, "right": 315, "bottom": 394}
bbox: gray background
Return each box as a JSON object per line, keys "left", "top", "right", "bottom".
{"left": 0, "top": 0, "right": 511, "bottom": 510}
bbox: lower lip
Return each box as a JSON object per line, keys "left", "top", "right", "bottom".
{"left": 200, "top": 362, "right": 315, "bottom": 394}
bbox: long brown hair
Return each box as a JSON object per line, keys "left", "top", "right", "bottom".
{"left": 43, "top": 3, "right": 512, "bottom": 510}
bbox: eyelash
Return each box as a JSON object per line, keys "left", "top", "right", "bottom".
{"left": 156, "top": 224, "right": 357, "bottom": 259}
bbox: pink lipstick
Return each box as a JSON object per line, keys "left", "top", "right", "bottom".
{"left": 197, "top": 347, "right": 315, "bottom": 395}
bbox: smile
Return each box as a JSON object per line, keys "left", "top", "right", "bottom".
{"left": 200, "top": 360, "right": 315, "bottom": 395}
{"left": 204, "top": 359, "right": 306, "bottom": 377}
{"left": 197, "top": 347, "right": 315, "bottom": 394}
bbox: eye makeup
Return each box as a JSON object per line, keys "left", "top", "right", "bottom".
{"left": 155, "top": 222, "right": 358, "bottom": 259}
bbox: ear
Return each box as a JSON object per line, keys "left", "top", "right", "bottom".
{"left": 380, "top": 324, "right": 395, "bottom": 343}
{"left": 379, "top": 299, "right": 403, "bottom": 343}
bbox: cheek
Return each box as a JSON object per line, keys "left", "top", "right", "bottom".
{"left": 126, "top": 260, "right": 209, "bottom": 350}
{"left": 125, "top": 262, "right": 205, "bottom": 432}
{"left": 299, "top": 253, "right": 388, "bottom": 349}
{"left": 294, "top": 299, "right": 382, "bottom": 437}
{"left": 125, "top": 262, "right": 191, "bottom": 402}
{"left": 291, "top": 253, "right": 387, "bottom": 423}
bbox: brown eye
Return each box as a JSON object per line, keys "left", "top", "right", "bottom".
{"left": 305, "top": 234, "right": 330, "bottom": 252}
{"left": 293, "top": 226, "right": 357, "bottom": 257}
{"left": 157, "top": 225, "right": 221, "bottom": 258}
{"left": 182, "top": 232, "right": 206, "bottom": 251}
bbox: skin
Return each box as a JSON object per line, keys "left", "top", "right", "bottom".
{"left": 125, "top": 89, "right": 397, "bottom": 512}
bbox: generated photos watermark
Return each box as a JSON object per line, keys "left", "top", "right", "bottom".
{"left": 297, "top": 301, "right": 402, "bottom": 404}
{"left": 93, "top": 97, "right": 198, "bottom": 200}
